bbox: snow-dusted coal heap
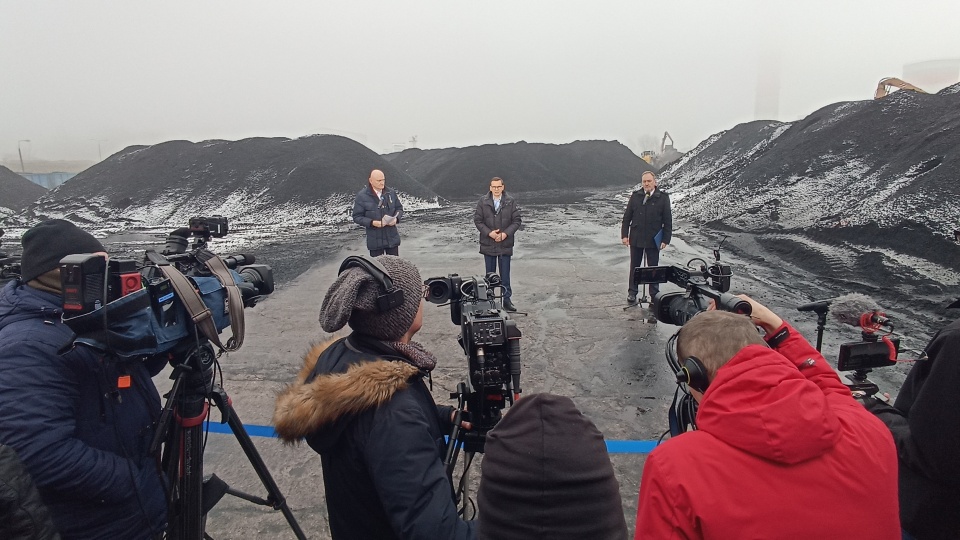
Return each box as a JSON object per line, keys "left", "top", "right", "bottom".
{"left": 662, "top": 83, "right": 960, "bottom": 309}
{"left": 386, "top": 140, "right": 654, "bottom": 199}
{"left": 0, "top": 165, "right": 46, "bottom": 214}
{"left": 17, "top": 135, "right": 438, "bottom": 233}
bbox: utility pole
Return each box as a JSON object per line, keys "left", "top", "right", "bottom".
{"left": 18, "top": 139, "right": 30, "bottom": 173}
{"left": 91, "top": 139, "right": 106, "bottom": 161}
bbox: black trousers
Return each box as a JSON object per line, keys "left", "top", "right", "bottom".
{"left": 628, "top": 246, "right": 660, "bottom": 298}
{"left": 369, "top": 247, "right": 399, "bottom": 257}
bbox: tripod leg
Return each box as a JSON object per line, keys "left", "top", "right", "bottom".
{"left": 210, "top": 387, "right": 307, "bottom": 540}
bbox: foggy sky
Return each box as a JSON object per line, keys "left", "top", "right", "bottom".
{"left": 2, "top": 0, "right": 958, "bottom": 162}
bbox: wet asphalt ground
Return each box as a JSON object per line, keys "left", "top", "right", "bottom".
{"left": 151, "top": 194, "right": 944, "bottom": 539}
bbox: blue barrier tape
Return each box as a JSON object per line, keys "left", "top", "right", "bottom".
{"left": 203, "top": 421, "right": 659, "bottom": 454}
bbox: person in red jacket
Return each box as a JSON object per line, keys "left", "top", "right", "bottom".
{"left": 635, "top": 297, "right": 900, "bottom": 540}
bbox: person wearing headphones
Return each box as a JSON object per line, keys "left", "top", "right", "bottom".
{"left": 273, "top": 255, "right": 474, "bottom": 540}
{"left": 634, "top": 297, "right": 900, "bottom": 539}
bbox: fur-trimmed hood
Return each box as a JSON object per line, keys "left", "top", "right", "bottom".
{"left": 273, "top": 339, "right": 420, "bottom": 443}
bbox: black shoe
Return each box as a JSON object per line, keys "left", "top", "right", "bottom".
{"left": 503, "top": 298, "right": 517, "bottom": 312}
{"left": 627, "top": 294, "right": 637, "bottom": 304}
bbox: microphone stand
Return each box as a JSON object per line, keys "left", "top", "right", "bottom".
{"left": 797, "top": 300, "right": 832, "bottom": 352}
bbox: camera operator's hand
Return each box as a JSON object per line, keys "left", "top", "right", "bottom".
{"left": 450, "top": 409, "right": 473, "bottom": 431}
{"left": 735, "top": 294, "right": 783, "bottom": 334}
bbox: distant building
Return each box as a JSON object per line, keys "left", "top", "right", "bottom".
{"left": 903, "top": 59, "right": 960, "bottom": 92}
{"left": 19, "top": 172, "right": 75, "bottom": 189}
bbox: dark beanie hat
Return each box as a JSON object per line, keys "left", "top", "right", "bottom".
{"left": 319, "top": 255, "right": 422, "bottom": 341}
{"left": 477, "top": 393, "right": 628, "bottom": 540}
{"left": 20, "top": 219, "right": 105, "bottom": 282}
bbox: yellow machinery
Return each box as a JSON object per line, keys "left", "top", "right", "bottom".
{"left": 874, "top": 77, "right": 928, "bottom": 99}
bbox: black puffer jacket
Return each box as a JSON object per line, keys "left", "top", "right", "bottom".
{"left": 620, "top": 188, "right": 672, "bottom": 249}
{"left": 0, "top": 444, "right": 59, "bottom": 540}
{"left": 353, "top": 186, "right": 404, "bottom": 251}
{"left": 866, "top": 317, "right": 960, "bottom": 539}
{"left": 274, "top": 335, "right": 474, "bottom": 540}
{"left": 0, "top": 281, "right": 167, "bottom": 539}
{"left": 474, "top": 192, "right": 522, "bottom": 257}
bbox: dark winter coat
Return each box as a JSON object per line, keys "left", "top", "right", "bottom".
{"left": 0, "top": 281, "right": 167, "bottom": 540}
{"left": 0, "top": 444, "right": 60, "bottom": 540}
{"left": 636, "top": 322, "right": 900, "bottom": 539}
{"left": 474, "top": 192, "right": 522, "bottom": 257}
{"left": 353, "top": 185, "right": 404, "bottom": 251}
{"left": 620, "top": 188, "right": 672, "bottom": 249}
{"left": 866, "top": 317, "right": 960, "bottom": 539}
{"left": 273, "top": 335, "right": 475, "bottom": 540}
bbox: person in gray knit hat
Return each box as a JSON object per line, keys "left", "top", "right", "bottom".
{"left": 274, "top": 255, "right": 475, "bottom": 540}
{"left": 318, "top": 255, "right": 423, "bottom": 342}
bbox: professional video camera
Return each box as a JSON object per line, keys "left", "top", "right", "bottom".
{"left": 58, "top": 216, "right": 274, "bottom": 356}
{"left": 424, "top": 271, "right": 521, "bottom": 514}
{"left": 424, "top": 272, "right": 522, "bottom": 446}
{"left": 640, "top": 245, "right": 753, "bottom": 437}
{"left": 636, "top": 245, "right": 752, "bottom": 325}
{"left": 797, "top": 296, "right": 900, "bottom": 396}
{"left": 57, "top": 217, "right": 303, "bottom": 540}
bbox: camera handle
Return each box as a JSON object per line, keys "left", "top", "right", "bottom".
{"left": 444, "top": 382, "right": 479, "bottom": 518}
{"left": 152, "top": 344, "right": 306, "bottom": 540}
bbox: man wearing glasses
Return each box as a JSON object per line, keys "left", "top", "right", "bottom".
{"left": 474, "top": 177, "right": 522, "bottom": 312}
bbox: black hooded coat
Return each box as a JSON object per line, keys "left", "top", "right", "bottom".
{"left": 273, "top": 335, "right": 474, "bottom": 540}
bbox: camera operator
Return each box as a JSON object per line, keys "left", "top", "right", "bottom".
{"left": 863, "top": 303, "right": 960, "bottom": 540}
{"left": 635, "top": 297, "right": 900, "bottom": 539}
{"left": 0, "top": 220, "right": 167, "bottom": 539}
{"left": 273, "top": 255, "right": 475, "bottom": 539}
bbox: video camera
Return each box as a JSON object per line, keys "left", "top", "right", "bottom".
{"left": 636, "top": 246, "right": 751, "bottom": 326}
{"left": 58, "top": 216, "right": 274, "bottom": 358}
{"left": 424, "top": 272, "right": 522, "bottom": 451}
{"left": 797, "top": 298, "right": 899, "bottom": 396}
{"left": 641, "top": 246, "right": 752, "bottom": 437}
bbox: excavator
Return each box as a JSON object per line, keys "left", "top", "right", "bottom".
{"left": 874, "top": 77, "right": 927, "bottom": 99}
{"left": 660, "top": 131, "right": 675, "bottom": 156}
{"left": 641, "top": 132, "right": 682, "bottom": 168}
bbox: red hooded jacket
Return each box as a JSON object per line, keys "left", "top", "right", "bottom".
{"left": 635, "top": 323, "right": 900, "bottom": 539}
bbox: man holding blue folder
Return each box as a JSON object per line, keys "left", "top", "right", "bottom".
{"left": 621, "top": 170, "right": 672, "bottom": 304}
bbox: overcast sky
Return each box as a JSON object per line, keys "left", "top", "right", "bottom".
{"left": 2, "top": 0, "right": 958, "bottom": 162}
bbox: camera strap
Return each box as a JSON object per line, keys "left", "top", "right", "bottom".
{"left": 145, "top": 251, "right": 244, "bottom": 352}
{"left": 203, "top": 254, "right": 245, "bottom": 351}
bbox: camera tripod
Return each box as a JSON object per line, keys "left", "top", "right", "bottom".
{"left": 150, "top": 341, "right": 305, "bottom": 540}
{"left": 443, "top": 380, "right": 509, "bottom": 519}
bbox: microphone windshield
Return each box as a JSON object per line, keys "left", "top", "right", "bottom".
{"left": 829, "top": 293, "right": 881, "bottom": 327}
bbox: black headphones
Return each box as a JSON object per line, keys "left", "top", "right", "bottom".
{"left": 338, "top": 256, "right": 404, "bottom": 312}
{"left": 667, "top": 332, "right": 711, "bottom": 394}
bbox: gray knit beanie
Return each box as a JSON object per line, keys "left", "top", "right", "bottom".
{"left": 319, "top": 255, "right": 422, "bottom": 341}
